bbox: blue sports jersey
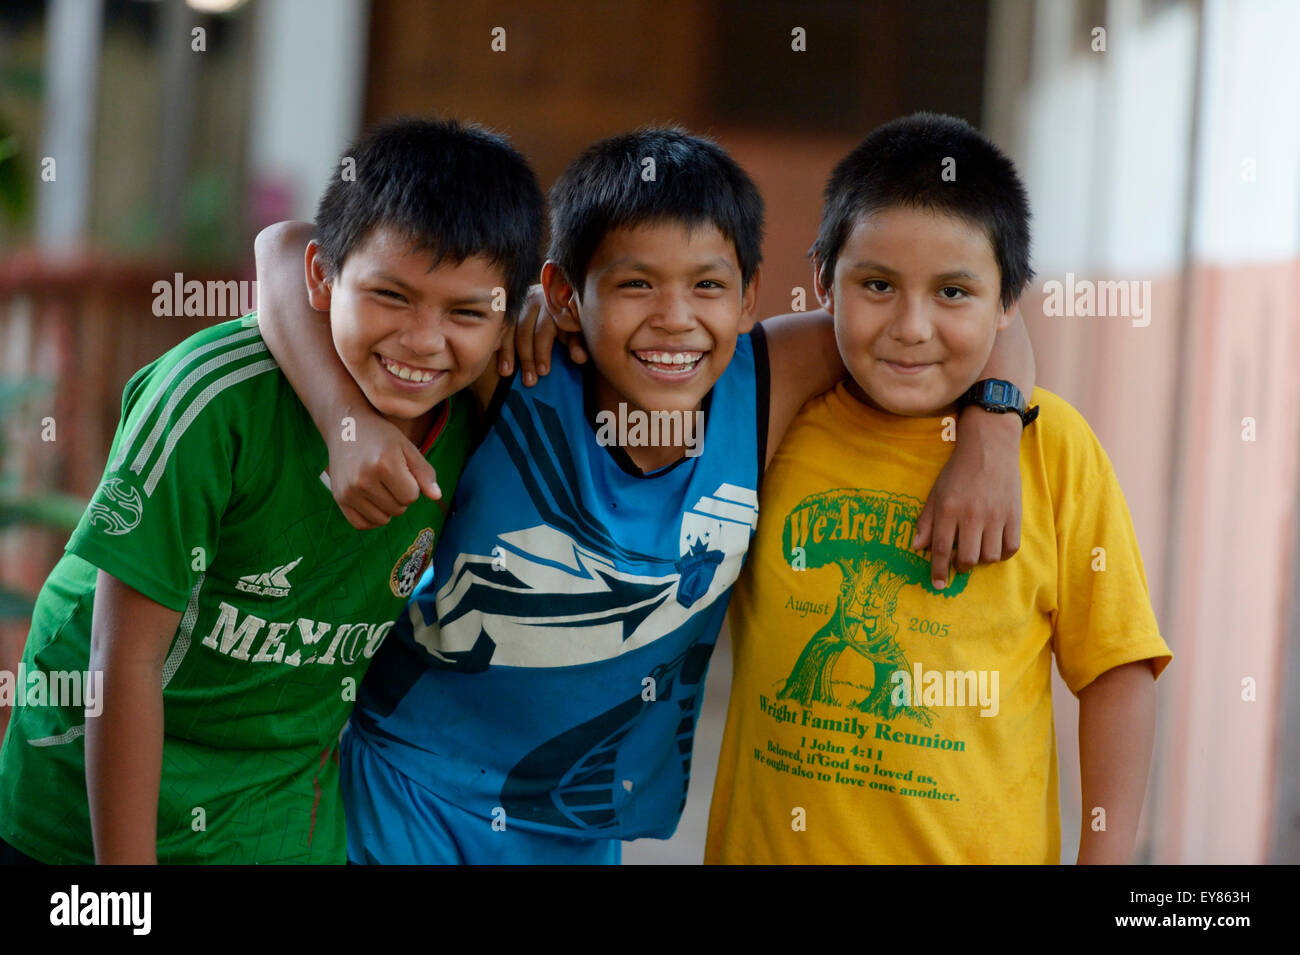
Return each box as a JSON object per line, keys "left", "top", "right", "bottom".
{"left": 350, "top": 327, "right": 770, "bottom": 842}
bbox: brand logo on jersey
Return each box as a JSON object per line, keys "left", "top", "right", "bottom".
{"left": 235, "top": 557, "right": 303, "bottom": 598}
{"left": 88, "top": 478, "right": 143, "bottom": 536}
{"left": 391, "top": 527, "right": 435, "bottom": 598}
{"left": 201, "top": 600, "right": 395, "bottom": 667}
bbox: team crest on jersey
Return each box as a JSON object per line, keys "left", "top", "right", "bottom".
{"left": 88, "top": 477, "right": 143, "bottom": 536}
{"left": 391, "top": 527, "right": 435, "bottom": 598}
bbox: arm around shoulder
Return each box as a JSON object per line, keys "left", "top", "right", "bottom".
{"left": 761, "top": 309, "right": 845, "bottom": 467}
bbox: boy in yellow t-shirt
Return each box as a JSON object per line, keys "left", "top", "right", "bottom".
{"left": 705, "top": 113, "right": 1172, "bottom": 865}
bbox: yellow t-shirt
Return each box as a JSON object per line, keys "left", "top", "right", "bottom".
{"left": 705, "top": 384, "right": 1172, "bottom": 864}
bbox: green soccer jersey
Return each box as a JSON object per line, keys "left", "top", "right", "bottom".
{"left": 0, "top": 315, "right": 472, "bottom": 864}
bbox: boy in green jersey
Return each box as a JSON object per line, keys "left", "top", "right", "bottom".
{"left": 0, "top": 118, "right": 543, "bottom": 864}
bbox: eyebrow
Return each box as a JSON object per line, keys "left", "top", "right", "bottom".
{"left": 847, "top": 260, "right": 983, "bottom": 283}
{"left": 444, "top": 295, "right": 494, "bottom": 308}
{"left": 934, "top": 270, "right": 982, "bottom": 283}
{"left": 366, "top": 271, "right": 418, "bottom": 294}
{"left": 366, "top": 272, "right": 494, "bottom": 305}
{"left": 602, "top": 256, "right": 739, "bottom": 276}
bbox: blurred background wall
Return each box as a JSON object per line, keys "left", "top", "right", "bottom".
{"left": 0, "top": 0, "right": 1295, "bottom": 864}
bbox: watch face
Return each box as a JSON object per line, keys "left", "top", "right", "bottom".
{"left": 963, "top": 380, "right": 1023, "bottom": 413}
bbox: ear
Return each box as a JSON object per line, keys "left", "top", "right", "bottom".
{"left": 304, "top": 240, "right": 333, "bottom": 312}
{"left": 737, "top": 265, "right": 761, "bottom": 333}
{"left": 996, "top": 298, "right": 1017, "bottom": 332}
{"left": 811, "top": 258, "right": 835, "bottom": 315}
{"left": 492, "top": 317, "right": 511, "bottom": 350}
{"left": 541, "top": 261, "right": 582, "bottom": 333}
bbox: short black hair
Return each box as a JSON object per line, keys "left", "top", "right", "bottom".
{"left": 314, "top": 116, "right": 543, "bottom": 321}
{"left": 547, "top": 126, "right": 764, "bottom": 291}
{"left": 811, "top": 113, "right": 1033, "bottom": 309}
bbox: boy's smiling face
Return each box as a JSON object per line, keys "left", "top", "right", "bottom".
{"left": 306, "top": 225, "right": 508, "bottom": 441}
{"left": 819, "top": 205, "right": 1013, "bottom": 417}
{"left": 549, "top": 220, "right": 757, "bottom": 424}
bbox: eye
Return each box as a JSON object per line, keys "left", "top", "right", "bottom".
{"left": 863, "top": 279, "right": 892, "bottom": 293}
{"left": 617, "top": 278, "right": 650, "bottom": 289}
{"left": 373, "top": 288, "right": 408, "bottom": 303}
{"left": 938, "top": 286, "right": 968, "bottom": 300}
{"left": 452, "top": 308, "right": 488, "bottom": 319}
{"left": 696, "top": 279, "right": 725, "bottom": 289}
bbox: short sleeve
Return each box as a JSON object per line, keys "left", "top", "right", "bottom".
{"left": 1051, "top": 422, "right": 1173, "bottom": 694}
{"left": 66, "top": 328, "right": 275, "bottom": 611}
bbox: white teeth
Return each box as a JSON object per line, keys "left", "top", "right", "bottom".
{"left": 382, "top": 357, "right": 435, "bottom": 383}
{"left": 639, "top": 351, "right": 701, "bottom": 366}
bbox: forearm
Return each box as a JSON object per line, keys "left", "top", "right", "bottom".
{"left": 951, "top": 312, "right": 1034, "bottom": 493}
{"left": 763, "top": 308, "right": 846, "bottom": 398}
{"left": 253, "top": 221, "right": 373, "bottom": 439}
{"left": 1076, "top": 660, "right": 1158, "bottom": 864}
{"left": 976, "top": 310, "right": 1034, "bottom": 395}
{"left": 85, "top": 652, "right": 164, "bottom": 864}
{"left": 762, "top": 309, "right": 846, "bottom": 457}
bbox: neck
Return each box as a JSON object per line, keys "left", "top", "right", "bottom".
{"left": 388, "top": 408, "right": 436, "bottom": 447}
{"left": 844, "top": 378, "right": 957, "bottom": 419}
{"left": 590, "top": 374, "right": 703, "bottom": 474}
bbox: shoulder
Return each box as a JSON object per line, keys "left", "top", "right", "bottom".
{"left": 1024, "top": 387, "right": 1115, "bottom": 493}
{"left": 112, "top": 317, "right": 285, "bottom": 469}
{"left": 1027, "top": 388, "right": 1101, "bottom": 446}
{"left": 126, "top": 316, "right": 280, "bottom": 411}
{"left": 472, "top": 348, "right": 583, "bottom": 442}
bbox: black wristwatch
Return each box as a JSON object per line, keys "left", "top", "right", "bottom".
{"left": 957, "top": 379, "right": 1039, "bottom": 427}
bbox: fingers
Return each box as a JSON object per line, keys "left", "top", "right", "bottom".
{"left": 503, "top": 285, "right": 545, "bottom": 377}
{"left": 352, "top": 454, "right": 417, "bottom": 514}
{"left": 953, "top": 519, "right": 983, "bottom": 577}
{"left": 338, "top": 495, "right": 393, "bottom": 530}
{"left": 497, "top": 318, "right": 517, "bottom": 377}
{"left": 338, "top": 504, "right": 373, "bottom": 531}
{"left": 333, "top": 470, "right": 405, "bottom": 522}
{"left": 912, "top": 498, "right": 934, "bottom": 553}
{"left": 533, "top": 310, "right": 558, "bottom": 378}
{"left": 926, "top": 513, "right": 1014, "bottom": 588}
{"left": 566, "top": 334, "right": 589, "bottom": 365}
{"left": 927, "top": 511, "right": 957, "bottom": 590}
{"left": 979, "top": 521, "right": 1005, "bottom": 565}
{"left": 401, "top": 443, "right": 443, "bottom": 501}
{"left": 381, "top": 458, "right": 423, "bottom": 508}
{"left": 514, "top": 292, "right": 541, "bottom": 385}
{"left": 1002, "top": 513, "right": 1021, "bottom": 559}
{"left": 335, "top": 446, "right": 438, "bottom": 530}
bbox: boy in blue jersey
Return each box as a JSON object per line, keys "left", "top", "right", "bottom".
{"left": 254, "top": 126, "right": 1035, "bottom": 863}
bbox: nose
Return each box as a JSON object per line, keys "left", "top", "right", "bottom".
{"left": 888, "top": 293, "right": 933, "bottom": 346}
{"left": 402, "top": 308, "right": 448, "bottom": 356}
{"left": 650, "top": 289, "right": 696, "bottom": 333}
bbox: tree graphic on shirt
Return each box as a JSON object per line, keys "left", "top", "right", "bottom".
{"left": 775, "top": 489, "right": 969, "bottom": 725}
